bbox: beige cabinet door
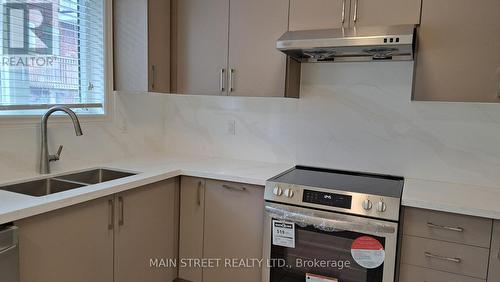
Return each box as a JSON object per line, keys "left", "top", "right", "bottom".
{"left": 172, "top": 0, "right": 229, "bottom": 95}
{"left": 148, "top": 0, "right": 171, "bottom": 93}
{"left": 289, "top": 0, "right": 348, "bottom": 31}
{"left": 227, "top": 0, "right": 289, "bottom": 97}
{"left": 178, "top": 177, "right": 206, "bottom": 282}
{"left": 203, "top": 180, "right": 264, "bottom": 282}
{"left": 114, "top": 178, "right": 179, "bottom": 282}
{"left": 489, "top": 220, "right": 500, "bottom": 282}
{"left": 350, "top": 0, "right": 421, "bottom": 26}
{"left": 413, "top": 0, "right": 500, "bottom": 102}
{"left": 16, "top": 197, "right": 114, "bottom": 282}
{"left": 114, "top": 0, "right": 149, "bottom": 92}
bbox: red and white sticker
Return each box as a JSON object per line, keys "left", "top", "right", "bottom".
{"left": 350, "top": 236, "right": 385, "bottom": 269}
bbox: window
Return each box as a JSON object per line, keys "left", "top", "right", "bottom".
{"left": 0, "top": 0, "right": 105, "bottom": 116}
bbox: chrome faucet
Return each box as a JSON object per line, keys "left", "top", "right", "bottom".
{"left": 40, "top": 106, "right": 83, "bottom": 174}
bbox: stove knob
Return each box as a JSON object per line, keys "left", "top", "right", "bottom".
{"left": 284, "top": 189, "right": 294, "bottom": 198}
{"left": 362, "top": 199, "right": 373, "bottom": 210}
{"left": 377, "top": 201, "right": 387, "bottom": 212}
{"left": 273, "top": 186, "right": 283, "bottom": 196}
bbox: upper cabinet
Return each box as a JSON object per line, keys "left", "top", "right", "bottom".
{"left": 114, "top": 0, "right": 149, "bottom": 92}
{"left": 351, "top": 0, "right": 422, "bottom": 27}
{"left": 114, "top": 0, "right": 171, "bottom": 93}
{"left": 412, "top": 0, "right": 500, "bottom": 102}
{"left": 171, "top": 0, "right": 229, "bottom": 95}
{"left": 289, "top": 0, "right": 348, "bottom": 31}
{"left": 227, "top": 0, "right": 289, "bottom": 97}
{"left": 172, "top": 0, "right": 290, "bottom": 97}
{"left": 148, "top": 0, "right": 171, "bottom": 93}
{"left": 115, "top": 0, "right": 292, "bottom": 97}
{"left": 289, "top": 0, "right": 421, "bottom": 31}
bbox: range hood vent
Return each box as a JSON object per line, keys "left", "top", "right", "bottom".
{"left": 277, "top": 25, "right": 416, "bottom": 63}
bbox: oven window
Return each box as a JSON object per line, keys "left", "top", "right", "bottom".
{"left": 270, "top": 221, "right": 385, "bottom": 282}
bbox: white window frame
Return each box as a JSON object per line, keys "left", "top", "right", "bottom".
{"left": 0, "top": 0, "right": 114, "bottom": 124}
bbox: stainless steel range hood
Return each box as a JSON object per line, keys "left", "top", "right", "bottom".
{"left": 277, "top": 25, "right": 416, "bottom": 63}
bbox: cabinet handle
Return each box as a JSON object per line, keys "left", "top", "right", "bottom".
{"left": 353, "top": 0, "right": 359, "bottom": 23}
{"left": 118, "top": 196, "right": 124, "bottom": 226}
{"left": 0, "top": 244, "right": 16, "bottom": 255}
{"left": 426, "top": 222, "right": 464, "bottom": 232}
{"left": 220, "top": 68, "right": 226, "bottom": 92}
{"left": 222, "top": 184, "right": 246, "bottom": 192}
{"left": 151, "top": 65, "right": 156, "bottom": 90}
{"left": 229, "top": 69, "right": 235, "bottom": 92}
{"left": 497, "top": 80, "right": 500, "bottom": 98}
{"left": 425, "top": 252, "right": 461, "bottom": 263}
{"left": 341, "top": 0, "right": 346, "bottom": 24}
{"left": 108, "top": 199, "right": 114, "bottom": 230}
{"left": 197, "top": 181, "right": 202, "bottom": 206}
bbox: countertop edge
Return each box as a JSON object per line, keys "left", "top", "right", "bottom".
{"left": 0, "top": 159, "right": 290, "bottom": 225}
{"left": 2, "top": 159, "right": 500, "bottom": 225}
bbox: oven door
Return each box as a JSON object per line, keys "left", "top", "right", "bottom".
{"left": 262, "top": 202, "right": 398, "bottom": 282}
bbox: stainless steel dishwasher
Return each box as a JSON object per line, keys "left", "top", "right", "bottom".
{"left": 0, "top": 225, "right": 19, "bottom": 282}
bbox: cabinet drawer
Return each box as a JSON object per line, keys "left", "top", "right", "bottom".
{"left": 400, "top": 264, "right": 485, "bottom": 282}
{"left": 401, "top": 235, "right": 489, "bottom": 279}
{"left": 403, "top": 207, "right": 492, "bottom": 247}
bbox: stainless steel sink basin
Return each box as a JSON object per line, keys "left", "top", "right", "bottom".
{"left": 57, "top": 169, "right": 136, "bottom": 185}
{"left": 0, "top": 168, "right": 137, "bottom": 197}
{"left": 0, "top": 178, "right": 85, "bottom": 197}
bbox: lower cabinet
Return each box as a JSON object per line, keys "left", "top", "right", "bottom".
{"left": 16, "top": 178, "right": 179, "bottom": 282}
{"left": 488, "top": 220, "right": 500, "bottom": 282}
{"left": 400, "top": 207, "right": 494, "bottom": 282}
{"left": 400, "top": 264, "right": 485, "bottom": 282}
{"left": 114, "top": 179, "right": 179, "bottom": 282}
{"left": 179, "top": 177, "right": 264, "bottom": 282}
{"left": 17, "top": 196, "right": 114, "bottom": 282}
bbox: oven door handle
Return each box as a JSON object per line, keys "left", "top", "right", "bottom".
{"left": 265, "top": 204, "right": 396, "bottom": 235}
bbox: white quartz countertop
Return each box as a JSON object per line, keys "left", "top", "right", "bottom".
{"left": 1, "top": 155, "right": 500, "bottom": 225}
{"left": 0, "top": 155, "right": 293, "bottom": 225}
{"left": 402, "top": 178, "right": 500, "bottom": 220}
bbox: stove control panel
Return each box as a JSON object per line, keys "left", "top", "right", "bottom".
{"left": 265, "top": 181, "right": 400, "bottom": 221}
{"left": 303, "top": 190, "right": 352, "bottom": 209}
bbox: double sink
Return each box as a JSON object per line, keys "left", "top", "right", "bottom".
{"left": 0, "top": 169, "right": 137, "bottom": 197}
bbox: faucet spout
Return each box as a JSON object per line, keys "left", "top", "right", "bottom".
{"left": 40, "top": 106, "right": 84, "bottom": 174}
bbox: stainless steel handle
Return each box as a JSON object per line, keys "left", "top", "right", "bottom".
{"left": 222, "top": 184, "right": 247, "bottom": 192}
{"left": 151, "top": 65, "right": 156, "bottom": 90}
{"left": 341, "top": 0, "right": 346, "bottom": 24}
{"left": 108, "top": 199, "right": 114, "bottom": 230}
{"left": 424, "top": 252, "right": 461, "bottom": 263}
{"left": 0, "top": 244, "right": 17, "bottom": 255}
{"left": 49, "top": 145, "right": 63, "bottom": 162}
{"left": 197, "top": 181, "right": 202, "bottom": 206}
{"left": 265, "top": 204, "right": 396, "bottom": 234}
{"left": 353, "top": 0, "right": 359, "bottom": 23}
{"left": 220, "top": 68, "right": 226, "bottom": 92}
{"left": 118, "top": 196, "right": 124, "bottom": 226}
{"left": 427, "top": 222, "right": 464, "bottom": 232}
{"left": 229, "top": 69, "right": 235, "bottom": 92}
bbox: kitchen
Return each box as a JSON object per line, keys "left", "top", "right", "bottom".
{"left": 0, "top": 0, "right": 499, "bottom": 282}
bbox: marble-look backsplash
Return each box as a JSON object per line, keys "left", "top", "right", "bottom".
{"left": 1, "top": 61, "right": 500, "bottom": 189}
{"left": 161, "top": 62, "right": 500, "bottom": 188}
